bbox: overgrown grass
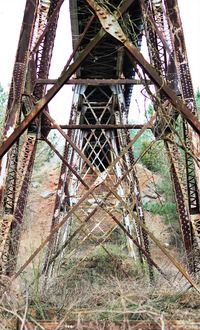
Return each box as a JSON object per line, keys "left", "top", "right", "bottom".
{"left": 43, "top": 243, "right": 146, "bottom": 313}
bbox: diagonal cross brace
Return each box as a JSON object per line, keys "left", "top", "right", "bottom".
{"left": 45, "top": 112, "right": 200, "bottom": 292}
{"left": 9, "top": 114, "right": 200, "bottom": 293}
{"left": 9, "top": 116, "right": 161, "bottom": 283}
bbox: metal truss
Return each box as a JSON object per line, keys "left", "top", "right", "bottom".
{"left": 0, "top": 0, "right": 62, "bottom": 274}
{"left": 0, "top": 0, "right": 200, "bottom": 296}
{"left": 141, "top": 0, "right": 200, "bottom": 272}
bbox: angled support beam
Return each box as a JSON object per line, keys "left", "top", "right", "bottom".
{"left": 85, "top": 0, "right": 200, "bottom": 135}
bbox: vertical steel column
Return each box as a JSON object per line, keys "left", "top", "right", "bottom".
{"left": 111, "top": 134, "right": 139, "bottom": 259}
{"left": 0, "top": 0, "right": 62, "bottom": 274}
{"left": 0, "top": 0, "right": 37, "bottom": 208}
{"left": 113, "top": 85, "right": 153, "bottom": 278}
{"left": 165, "top": 139, "right": 194, "bottom": 270}
{"left": 0, "top": 0, "right": 38, "bottom": 273}
{"left": 165, "top": 0, "right": 200, "bottom": 244}
{"left": 43, "top": 86, "right": 83, "bottom": 275}
{"left": 33, "top": 0, "right": 61, "bottom": 137}
{"left": 6, "top": 136, "right": 37, "bottom": 275}
{"left": 142, "top": 0, "right": 195, "bottom": 272}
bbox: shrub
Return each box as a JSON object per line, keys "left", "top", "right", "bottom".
{"left": 140, "top": 140, "right": 164, "bottom": 173}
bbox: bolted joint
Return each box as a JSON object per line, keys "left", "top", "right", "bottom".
{"left": 85, "top": 0, "right": 127, "bottom": 44}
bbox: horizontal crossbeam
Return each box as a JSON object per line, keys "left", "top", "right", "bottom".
{"left": 49, "top": 124, "right": 152, "bottom": 130}
{"left": 36, "top": 78, "right": 152, "bottom": 85}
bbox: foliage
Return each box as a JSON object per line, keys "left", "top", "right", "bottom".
{"left": 0, "top": 84, "right": 8, "bottom": 130}
{"left": 145, "top": 103, "right": 154, "bottom": 120}
{"left": 130, "top": 117, "right": 179, "bottom": 224}
{"left": 143, "top": 152, "right": 179, "bottom": 224}
{"left": 0, "top": 84, "right": 7, "bottom": 108}
{"left": 130, "top": 128, "right": 153, "bottom": 159}
{"left": 196, "top": 88, "right": 200, "bottom": 118}
{"left": 144, "top": 201, "right": 177, "bottom": 224}
{"left": 140, "top": 139, "right": 163, "bottom": 173}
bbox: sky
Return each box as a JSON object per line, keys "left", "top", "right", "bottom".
{"left": 0, "top": 0, "right": 199, "bottom": 123}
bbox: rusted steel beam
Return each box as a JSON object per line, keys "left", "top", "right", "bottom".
{"left": 31, "top": 0, "right": 65, "bottom": 56}
{"left": 42, "top": 137, "right": 88, "bottom": 275}
{"left": 3, "top": 142, "right": 19, "bottom": 214}
{"left": 141, "top": 0, "right": 171, "bottom": 56}
{"left": 114, "top": 85, "right": 153, "bottom": 278}
{"left": 165, "top": 0, "right": 200, "bottom": 225}
{"left": 2, "top": 0, "right": 37, "bottom": 135}
{"left": 43, "top": 109, "right": 79, "bottom": 275}
{"left": 126, "top": 134, "right": 153, "bottom": 279}
{"left": 6, "top": 136, "right": 37, "bottom": 276}
{"left": 33, "top": 0, "right": 61, "bottom": 137}
{"left": 125, "top": 45, "right": 200, "bottom": 133}
{"left": 49, "top": 124, "right": 152, "bottom": 129}
{"left": 85, "top": 0, "right": 200, "bottom": 135}
{"left": 165, "top": 140, "right": 195, "bottom": 272}
{"left": 165, "top": 0, "right": 197, "bottom": 114}
{"left": 141, "top": 0, "right": 195, "bottom": 272}
{"left": 0, "top": 0, "right": 37, "bottom": 206}
{"left": 36, "top": 78, "right": 151, "bottom": 85}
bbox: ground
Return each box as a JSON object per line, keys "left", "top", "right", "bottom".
{"left": 2, "top": 158, "right": 200, "bottom": 327}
